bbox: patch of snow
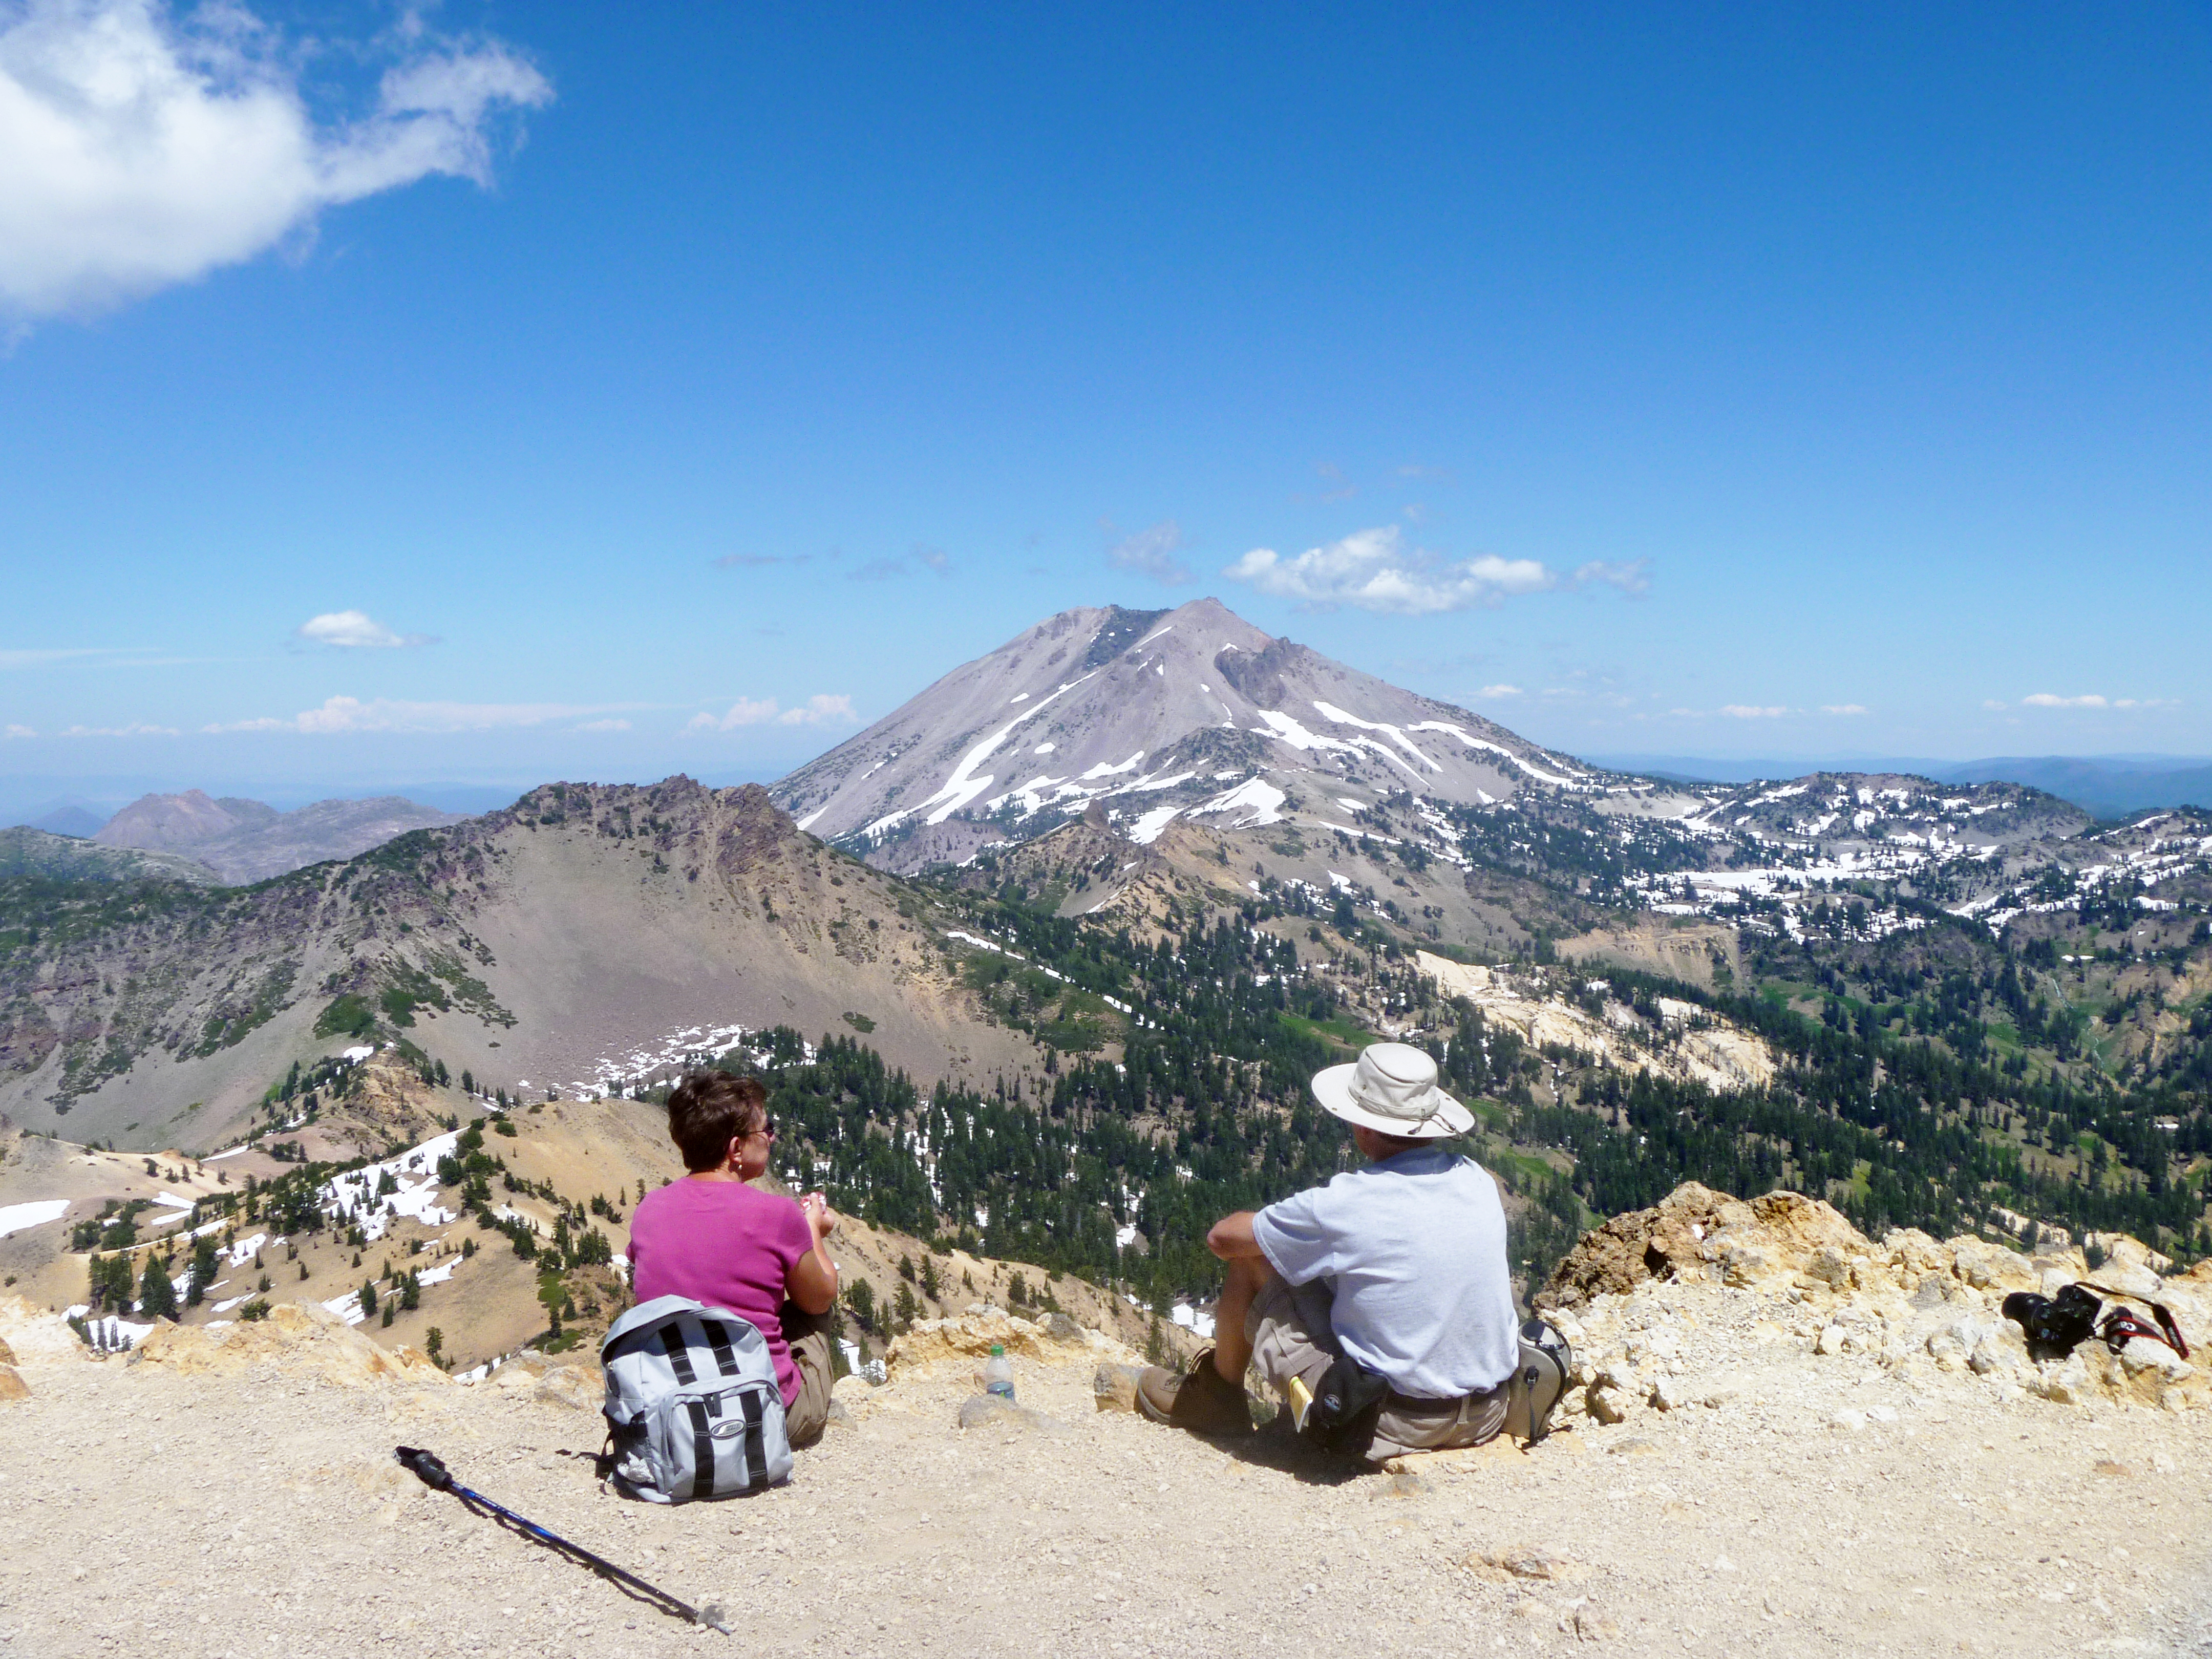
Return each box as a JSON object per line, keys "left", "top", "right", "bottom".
{"left": 0, "top": 1199, "right": 69, "bottom": 1239}
{"left": 1310, "top": 701, "right": 1442, "bottom": 773}
{"left": 1186, "top": 776, "right": 1286, "bottom": 830}
{"left": 795, "top": 807, "right": 826, "bottom": 832}
{"left": 1169, "top": 1303, "right": 1217, "bottom": 1339}
{"left": 1129, "top": 805, "right": 1181, "bottom": 845}
{"left": 1080, "top": 752, "right": 1147, "bottom": 780}
{"left": 1404, "top": 721, "right": 1581, "bottom": 787}
{"left": 863, "top": 673, "right": 1097, "bottom": 834}
{"left": 1032, "top": 742, "right": 1055, "bottom": 754}
{"left": 342, "top": 1045, "right": 375, "bottom": 1064}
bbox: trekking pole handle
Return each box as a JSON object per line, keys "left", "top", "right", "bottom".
{"left": 395, "top": 1446, "right": 455, "bottom": 1492}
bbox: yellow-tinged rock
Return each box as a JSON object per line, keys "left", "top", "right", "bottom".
{"left": 133, "top": 1302, "right": 449, "bottom": 1387}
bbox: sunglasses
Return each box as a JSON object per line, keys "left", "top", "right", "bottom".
{"left": 747, "top": 1117, "right": 777, "bottom": 1141}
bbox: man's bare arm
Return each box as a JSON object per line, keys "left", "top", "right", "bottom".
{"left": 1206, "top": 1210, "right": 1265, "bottom": 1261}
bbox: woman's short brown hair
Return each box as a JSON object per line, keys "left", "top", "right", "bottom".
{"left": 665, "top": 1070, "right": 768, "bottom": 1171}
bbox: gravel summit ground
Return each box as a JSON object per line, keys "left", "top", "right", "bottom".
{"left": 3, "top": 1285, "right": 2209, "bottom": 1659}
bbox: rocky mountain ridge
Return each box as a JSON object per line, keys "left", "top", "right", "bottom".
{"left": 0, "top": 779, "right": 1038, "bottom": 1150}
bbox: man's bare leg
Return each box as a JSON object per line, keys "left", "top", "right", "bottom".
{"left": 1210, "top": 1253, "right": 1279, "bottom": 1385}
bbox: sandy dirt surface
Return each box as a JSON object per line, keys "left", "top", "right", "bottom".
{"left": 2, "top": 1289, "right": 2207, "bottom": 1659}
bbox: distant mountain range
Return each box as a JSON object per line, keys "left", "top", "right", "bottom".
{"left": 1589, "top": 754, "right": 2212, "bottom": 820}
{"left": 90, "top": 790, "right": 462, "bottom": 885}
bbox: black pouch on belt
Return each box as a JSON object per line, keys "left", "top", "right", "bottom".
{"left": 1301, "top": 1353, "right": 1392, "bottom": 1454}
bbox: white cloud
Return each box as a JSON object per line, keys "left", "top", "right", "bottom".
{"left": 779, "top": 693, "right": 857, "bottom": 726}
{"left": 1571, "top": 559, "right": 1651, "bottom": 595}
{"left": 294, "top": 609, "right": 432, "bottom": 649}
{"left": 688, "top": 697, "right": 781, "bottom": 732}
{"left": 1819, "top": 704, "right": 1868, "bottom": 716}
{"left": 1224, "top": 526, "right": 1558, "bottom": 614}
{"left": 1718, "top": 705, "right": 1791, "bottom": 719}
{"left": 575, "top": 718, "right": 630, "bottom": 732}
{"left": 59, "top": 720, "right": 178, "bottom": 736}
{"left": 1477, "top": 684, "right": 1523, "bottom": 698}
{"left": 1982, "top": 699, "right": 2009, "bottom": 711}
{"left": 1106, "top": 520, "right": 1190, "bottom": 585}
{"left": 688, "top": 694, "right": 858, "bottom": 733}
{"left": 2018, "top": 692, "right": 2174, "bottom": 710}
{"left": 3, "top": 723, "right": 35, "bottom": 737}
{"left": 1224, "top": 526, "right": 1646, "bottom": 614}
{"left": 0, "top": 0, "right": 551, "bottom": 323}
{"left": 207, "top": 696, "right": 624, "bottom": 734}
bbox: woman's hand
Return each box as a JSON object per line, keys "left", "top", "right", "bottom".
{"left": 800, "top": 1191, "right": 838, "bottom": 1241}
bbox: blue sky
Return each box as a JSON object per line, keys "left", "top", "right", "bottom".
{"left": 4, "top": 2, "right": 2208, "bottom": 811}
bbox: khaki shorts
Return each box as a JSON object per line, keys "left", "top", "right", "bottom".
{"left": 1246, "top": 1276, "right": 1508, "bottom": 1463}
{"left": 779, "top": 1303, "right": 835, "bottom": 1449}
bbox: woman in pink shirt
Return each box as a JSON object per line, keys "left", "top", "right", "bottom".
{"left": 628, "top": 1071, "right": 841, "bottom": 1445}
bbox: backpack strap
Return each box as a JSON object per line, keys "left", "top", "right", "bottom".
{"left": 659, "top": 1323, "right": 698, "bottom": 1386}
{"left": 740, "top": 1387, "right": 769, "bottom": 1494}
{"left": 700, "top": 1319, "right": 740, "bottom": 1378}
{"left": 684, "top": 1399, "right": 716, "bottom": 1501}
{"left": 2078, "top": 1283, "right": 2190, "bottom": 1359}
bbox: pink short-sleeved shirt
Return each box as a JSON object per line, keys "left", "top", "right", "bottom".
{"left": 628, "top": 1180, "right": 815, "bottom": 1407}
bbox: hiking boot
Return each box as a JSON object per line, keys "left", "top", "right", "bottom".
{"left": 1135, "top": 1350, "right": 1252, "bottom": 1436}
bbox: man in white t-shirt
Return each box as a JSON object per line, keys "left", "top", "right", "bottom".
{"left": 1135, "top": 1042, "right": 1521, "bottom": 1461}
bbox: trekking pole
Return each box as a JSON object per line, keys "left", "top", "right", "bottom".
{"left": 394, "top": 1447, "right": 731, "bottom": 1634}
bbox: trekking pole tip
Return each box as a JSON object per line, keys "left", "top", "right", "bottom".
{"left": 696, "top": 1604, "right": 732, "bottom": 1635}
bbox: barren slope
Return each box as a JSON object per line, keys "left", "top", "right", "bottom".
{"left": 0, "top": 779, "right": 1037, "bottom": 1152}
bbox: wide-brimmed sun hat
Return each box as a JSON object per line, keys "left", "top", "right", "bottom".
{"left": 1310, "top": 1042, "right": 1474, "bottom": 1139}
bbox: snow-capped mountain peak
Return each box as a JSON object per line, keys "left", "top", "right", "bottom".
{"left": 773, "top": 597, "right": 1590, "bottom": 870}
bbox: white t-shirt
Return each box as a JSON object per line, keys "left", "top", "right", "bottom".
{"left": 1251, "top": 1145, "right": 1519, "bottom": 1399}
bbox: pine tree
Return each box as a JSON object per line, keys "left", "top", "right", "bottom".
{"left": 360, "top": 1279, "right": 378, "bottom": 1316}
{"left": 138, "top": 1256, "right": 178, "bottom": 1320}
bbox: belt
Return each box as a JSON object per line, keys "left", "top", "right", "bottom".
{"left": 1386, "top": 1379, "right": 1507, "bottom": 1417}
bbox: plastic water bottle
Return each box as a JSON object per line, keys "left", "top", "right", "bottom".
{"left": 984, "top": 1342, "right": 1016, "bottom": 1402}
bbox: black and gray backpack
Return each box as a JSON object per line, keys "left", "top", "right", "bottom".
{"left": 600, "top": 1295, "right": 793, "bottom": 1502}
{"left": 1504, "top": 1316, "right": 1573, "bottom": 1445}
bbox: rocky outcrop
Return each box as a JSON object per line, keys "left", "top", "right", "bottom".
{"left": 885, "top": 1304, "right": 1135, "bottom": 1380}
{"left": 0, "top": 1293, "right": 92, "bottom": 1365}
{"left": 1535, "top": 1184, "right": 2208, "bottom": 1424}
{"left": 132, "top": 1301, "right": 448, "bottom": 1386}
{"left": 1535, "top": 1182, "right": 1866, "bottom": 1307}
